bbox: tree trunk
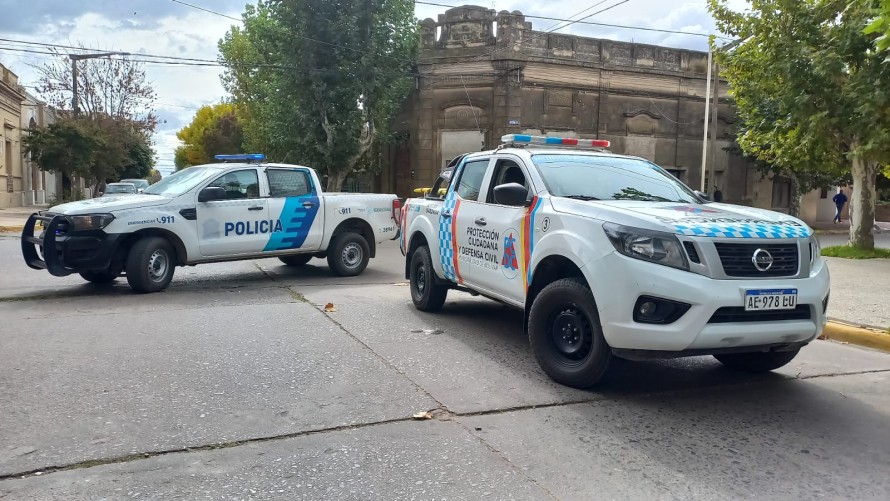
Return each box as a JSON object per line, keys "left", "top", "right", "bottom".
{"left": 788, "top": 174, "right": 801, "bottom": 218}
{"left": 849, "top": 155, "right": 877, "bottom": 250}
{"left": 326, "top": 169, "right": 348, "bottom": 192}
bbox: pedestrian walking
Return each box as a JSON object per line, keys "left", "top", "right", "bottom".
{"left": 833, "top": 189, "right": 848, "bottom": 223}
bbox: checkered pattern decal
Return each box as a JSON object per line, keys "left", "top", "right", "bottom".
{"left": 672, "top": 222, "right": 812, "bottom": 239}
{"left": 438, "top": 191, "right": 459, "bottom": 282}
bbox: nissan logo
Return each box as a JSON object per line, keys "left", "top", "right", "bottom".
{"left": 751, "top": 248, "right": 774, "bottom": 272}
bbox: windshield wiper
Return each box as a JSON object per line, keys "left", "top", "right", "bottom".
{"left": 563, "top": 195, "right": 600, "bottom": 201}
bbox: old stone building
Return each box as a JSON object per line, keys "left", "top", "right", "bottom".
{"left": 381, "top": 5, "right": 783, "bottom": 211}
{"left": 0, "top": 63, "right": 26, "bottom": 208}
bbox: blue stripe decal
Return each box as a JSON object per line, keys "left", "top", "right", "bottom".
{"left": 264, "top": 195, "right": 320, "bottom": 251}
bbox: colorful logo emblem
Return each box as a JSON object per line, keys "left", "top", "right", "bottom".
{"left": 501, "top": 229, "right": 520, "bottom": 279}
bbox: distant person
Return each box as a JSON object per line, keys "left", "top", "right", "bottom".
{"left": 712, "top": 188, "right": 723, "bottom": 203}
{"left": 832, "top": 189, "right": 848, "bottom": 223}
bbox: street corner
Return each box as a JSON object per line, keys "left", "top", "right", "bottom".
{"left": 822, "top": 321, "right": 890, "bottom": 354}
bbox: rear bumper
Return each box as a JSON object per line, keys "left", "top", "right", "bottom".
{"left": 21, "top": 213, "right": 125, "bottom": 276}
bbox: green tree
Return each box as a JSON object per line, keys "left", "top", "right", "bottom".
{"left": 174, "top": 103, "right": 244, "bottom": 170}
{"left": 710, "top": 0, "right": 890, "bottom": 249}
{"left": 23, "top": 119, "right": 98, "bottom": 199}
{"left": 218, "top": 0, "right": 417, "bottom": 190}
{"left": 864, "top": 0, "right": 890, "bottom": 53}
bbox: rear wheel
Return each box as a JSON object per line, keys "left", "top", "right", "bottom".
{"left": 714, "top": 348, "right": 800, "bottom": 372}
{"left": 528, "top": 278, "right": 611, "bottom": 388}
{"left": 279, "top": 254, "right": 313, "bottom": 266}
{"left": 409, "top": 245, "right": 448, "bottom": 312}
{"left": 327, "top": 232, "right": 370, "bottom": 277}
{"left": 126, "top": 237, "right": 176, "bottom": 293}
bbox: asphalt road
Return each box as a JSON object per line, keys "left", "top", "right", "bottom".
{"left": 1, "top": 233, "right": 889, "bottom": 499}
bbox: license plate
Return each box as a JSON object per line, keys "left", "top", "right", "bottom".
{"left": 745, "top": 289, "right": 798, "bottom": 311}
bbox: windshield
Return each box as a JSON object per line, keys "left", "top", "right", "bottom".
{"left": 143, "top": 167, "right": 223, "bottom": 197}
{"left": 105, "top": 184, "right": 135, "bottom": 194}
{"left": 532, "top": 154, "right": 701, "bottom": 203}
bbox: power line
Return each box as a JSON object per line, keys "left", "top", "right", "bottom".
{"left": 415, "top": 1, "right": 721, "bottom": 39}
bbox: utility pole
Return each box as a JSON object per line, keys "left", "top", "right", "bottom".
{"left": 708, "top": 61, "right": 719, "bottom": 198}
{"left": 69, "top": 52, "right": 130, "bottom": 117}
{"left": 699, "top": 48, "right": 712, "bottom": 193}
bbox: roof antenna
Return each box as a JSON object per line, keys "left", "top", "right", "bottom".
{"left": 280, "top": 151, "right": 292, "bottom": 164}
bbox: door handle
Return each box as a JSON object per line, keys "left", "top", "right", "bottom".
{"left": 247, "top": 206, "right": 263, "bottom": 211}
{"left": 302, "top": 201, "right": 316, "bottom": 209}
{"left": 474, "top": 217, "right": 487, "bottom": 226}
{"left": 441, "top": 210, "right": 452, "bottom": 218}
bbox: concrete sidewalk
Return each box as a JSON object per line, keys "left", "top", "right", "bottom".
{"left": 0, "top": 205, "right": 46, "bottom": 229}
{"left": 811, "top": 219, "right": 890, "bottom": 234}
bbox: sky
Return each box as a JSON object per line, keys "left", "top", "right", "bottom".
{"left": 0, "top": 0, "right": 747, "bottom": 176}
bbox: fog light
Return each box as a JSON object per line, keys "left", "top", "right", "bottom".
{"left": 639, "top": 301, "right": 657, "bottom": 316}
{"left": 633, "top": 296, "right": 691, "bottom": 325}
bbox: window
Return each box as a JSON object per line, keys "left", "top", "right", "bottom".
{"left": 267, "top": 169, "right": 312, "bottom": 197}
{"left": 427, "top": 170, "right": 453, "bottom": 200}
{"left": 454, "top": 159, "right": 489, "bottom": 201}
{"left": 208, "top": 169, "right": 260, "bottom": 200}
{"left": 487, "top": 160, "right": 528, "bottom": 203}
{"left": 820, "top": 187, "right": 829, "bottom": 199}
{"left": 531, "top": 154, "right": 700, "bottom": 203}
{"left": 771, "top": 179, "right": 791, "bottom": 208}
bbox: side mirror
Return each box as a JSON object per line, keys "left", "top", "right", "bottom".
{"left": 694, "top": 190, "right": 710, "bottom": 202}
{"left": 198, "top": 186, "right": 226, "bottom": 202}
{"left": 494, "top": 183, "right": 531, "bottom": 207}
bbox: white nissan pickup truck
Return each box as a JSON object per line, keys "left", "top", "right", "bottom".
{"left": 22, "top": 154, "right": 400, "bottom": 292}
{"left": 400, "top": 135, "right": 830, "bottom": 388}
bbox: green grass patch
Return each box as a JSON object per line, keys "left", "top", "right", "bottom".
{"left": 821, "top": 245, "right": 890, "bottom": 259}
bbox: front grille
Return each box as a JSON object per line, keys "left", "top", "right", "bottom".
{"left": 714, "top": 242, "right": 799, "bottom": 277}
{"left": 708, "top": 305, "right": 812, "bottom": 323}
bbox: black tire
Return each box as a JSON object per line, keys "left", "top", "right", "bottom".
{"left": 79, "top": 270, "right": 118, "bottom": 283}
{"left": 409, "top": 246, "right": 448, "bottom": 312}
{"left": 528, "top": 278, "right": 611, "bottom": 388}
{"left": 327, "top": 232, "right": 370, "bottom": 277}
{"left": 279, "top": 254, "right": 313, "bottom": 266}
{"left": 126, "top": 237, "right": 176, "bottom": 293}
{"left": 714, "top": 348, "right": 800, "bottom": 373}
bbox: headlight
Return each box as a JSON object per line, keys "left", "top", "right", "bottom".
{"left": 810, "top": 236, "right": 821, "bottom": 263}
{"left": 67, "top": 214, "right": 115, "bottom": 231}
{"left": 603, "top": 223, "right": 688, "bottom": 270}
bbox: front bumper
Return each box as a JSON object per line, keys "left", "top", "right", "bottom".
{"left": 21, "top": 213, "right": 125, "bottom": 276}
{"left": 584, "top": 251, "right": 830, "bottom": 353}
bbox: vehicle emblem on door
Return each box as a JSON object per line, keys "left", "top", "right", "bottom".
{"left": 751, "top": 248, "right": 774, "bottom": 272}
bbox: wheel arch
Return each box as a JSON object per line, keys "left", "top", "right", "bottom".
{"left": 330, "top": 218, "right": 376, "bottom": 258}
{"left": 120, "top": 228, "right": 188, "bottom": 265}
{"left": 525, "top": 254, "right": 591, "bottom": 333}
{"left": 404, "top": 231, "right": 430, "bottom": 279}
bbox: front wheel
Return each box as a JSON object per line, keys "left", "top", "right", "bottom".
{"left": 528, "top": 278, "right": 611, "bottom": 389}
{"left": 126, "top": 237, "right": 176, "bottom": 293}
{"left": 714, "top": 348, "right": 800, "bottom": 372}
{"left": 327, "top": 232, "right": 370, "bottom": 277}
{"left": 409, "top": 246, "right": 448, "bottom": 312}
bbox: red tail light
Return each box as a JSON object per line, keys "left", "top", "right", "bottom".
{"left": 392, "top": 199, "right": 402, "bottom": 223}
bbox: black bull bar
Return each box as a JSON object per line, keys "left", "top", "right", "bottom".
{"left": 21, "top": 213, "right": 73, "bottom": 277}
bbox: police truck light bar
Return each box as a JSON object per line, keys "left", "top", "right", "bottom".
{"left": 501, "top": 134, "right": 610, "bottom": 149}
{"left": 214, "top": 153, "right": 266, "bottom": 162}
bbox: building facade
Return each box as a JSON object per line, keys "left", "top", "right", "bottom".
{"left": 0, "top": 63, "right": 26, "bottom": 208}
{"left": 21, "top": 90, "right": 60, "bottom": 205}
{"left": 382, "top": 6, "right": 805, "bottom": 218}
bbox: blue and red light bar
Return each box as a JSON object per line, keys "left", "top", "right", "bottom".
{"left": 501, "top": 134, "right": 610, "bottom": 149}
{"left": 214, "top": 153, "right": 266, "bottom": 162}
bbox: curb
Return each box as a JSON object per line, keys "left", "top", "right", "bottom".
{"left": 821, "top": 321, "right": 890, "bottom": 353}
{"left": 0, "top": 226, "right": 24, "bottom": 233}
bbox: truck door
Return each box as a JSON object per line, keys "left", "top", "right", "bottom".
{"left": 472, "top": 157, "right": 536, "bottom": 304}
{"left": 198, "top": 168, "right": 269, "bottom": 257}
{"left": 443, "top": 157, "right": 493, "bottom": 288}
{"left": 263, "top": 167, "right": 324, "bottom": 252}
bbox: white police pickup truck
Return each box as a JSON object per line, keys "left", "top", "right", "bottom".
{"left": 400, "top": 135, "right": 830, "bottom": 388}
{"left": 22, "top": 154, "right": 400, "bottom": 293}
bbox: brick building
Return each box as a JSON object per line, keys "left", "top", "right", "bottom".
{"left": 380, "top": 5, "right": 793, "bottom": 213}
